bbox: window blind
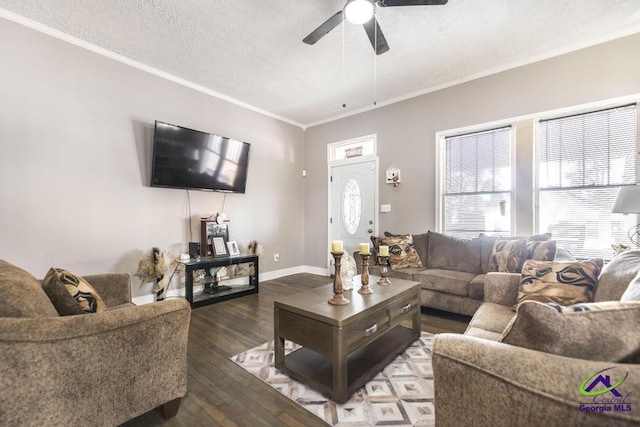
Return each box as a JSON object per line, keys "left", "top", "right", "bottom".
{"left": 538, "top": 104, "right": 637, "bottom": 259}
{"left": 443, "top": 126, "right": 512, "bottom": 239}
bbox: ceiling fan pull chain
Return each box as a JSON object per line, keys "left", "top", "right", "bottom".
{"left": 374, "top": 8, "right": 378, "bottom": 106}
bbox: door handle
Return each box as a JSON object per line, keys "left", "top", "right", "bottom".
{"left": 368, "top": 229, "right": 373, "bottom": 234}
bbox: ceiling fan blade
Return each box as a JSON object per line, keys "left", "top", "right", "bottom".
{"left": 363, "top": 17, "right": 390, "bottom": 55}
{"left": 303, "top": 11, "right": 343, "bottom": 45}
{"left": 377, "top": 0, "right": 448, "bottom": 6}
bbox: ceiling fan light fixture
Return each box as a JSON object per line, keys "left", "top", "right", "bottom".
{"left": 344, "top": 0, "right": 375, "bottom": 25}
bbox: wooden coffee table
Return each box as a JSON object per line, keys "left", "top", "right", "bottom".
{"left": 273, "top": 275, "right": 421, "bottom": 403}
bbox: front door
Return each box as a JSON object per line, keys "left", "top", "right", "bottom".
{"left": 330, "top": 159, "right": 377, "bottom": 261}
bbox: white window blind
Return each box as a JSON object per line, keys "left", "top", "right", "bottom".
{"left": 538, "top": 104, "right": 637, "bottom": 259}
{"left": 443, "top": 127, "right": 512, "bottom": 239}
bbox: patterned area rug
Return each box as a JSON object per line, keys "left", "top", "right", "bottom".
{"left": 230, "top": 332, "right": 435, "bottom": 426}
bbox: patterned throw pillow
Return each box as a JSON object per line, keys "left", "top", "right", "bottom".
{"left": 500, "top": 300, "right": 640, "bottom": 362}
{"left": 489, "top": 238, "right": 529, "bottom": 273}
{"left": 527, "top": 240, "right": 556, "bottom": 261}
{"left": 379, "top": 234, "right": 423, "bottom": 270}
{"left": 516, "top": 258, "right": 603, "bottom": 307}
{"left": 42, "top": 268, "right": 107, "bottom": 315}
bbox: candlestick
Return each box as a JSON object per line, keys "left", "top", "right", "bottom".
{"left": 328, "top": 251, "right": 350, "bottom": 305}
{"left": 358, "top": 253, "right": 373, "bottom": 295}
{"left": 331, "top": 240, "right": 343, "bottom": 253}
{"left": 379, "top": 245, "right": 389, "bottom": 256}
{"left": 377, "top": 255, "right": 391, "bottom": 286}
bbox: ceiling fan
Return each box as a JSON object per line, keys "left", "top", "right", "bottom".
{"left": 303, "top": 0, "right": 448, "bottom": 55}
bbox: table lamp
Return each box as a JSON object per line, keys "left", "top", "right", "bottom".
{"left": 612, "top": 185, "right": 640, "bottom": 246}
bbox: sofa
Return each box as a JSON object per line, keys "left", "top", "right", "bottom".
{"left": 0, "top": 259, "right": 191, "bottom": 427}
{"left": 356, "top": 230, "right": 566, "bottom": 316}
{"left": 432, "top": 250, "right": 640, "bottom": 426}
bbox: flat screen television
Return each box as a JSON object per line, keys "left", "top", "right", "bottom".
{"left": 151, "top": 121, "right": 250, "bottom": 193}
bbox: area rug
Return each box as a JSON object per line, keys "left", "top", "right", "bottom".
{"left": 230, "top": 332, "right": 435, "bottom": 426}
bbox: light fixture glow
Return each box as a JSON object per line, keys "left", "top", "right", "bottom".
{"left": 344, "top": 0, "right": 374, "bottom": 25}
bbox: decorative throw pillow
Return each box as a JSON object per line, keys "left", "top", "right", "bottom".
{"left": 42, "top": 268, "right": 107, "bottom": 315}
{"left": 489, "top": 238, "right": 529, "bottom": 273}
{"left": 516, "top": 258, "right": 603, "bottom": 307}
{"left": 379, "top": 234, "right": 423, "bottom": 270}
{"left": 527, "top": 239, "right": 556, "bottom": 261}
{"left": 499, "top": 300, "right": 640, "bottom": 362}
{"left": 621, "top": 271, "right": 640, "bottom": 302}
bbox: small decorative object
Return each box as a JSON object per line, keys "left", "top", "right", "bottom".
{"left": 358, "top": 251, "right": 373, "bottom": 295}
{"left": 340, "top": 252, "right": 356, "bottom": 290}
{"left": 216, "top": 266, "right": 230, "bottom": 281}
{"left": 192, "top": 269, "right": 206, "bottom": 283}
{"left": 212, "top": 236, "right": 228, "bottom": 257}
{"left": 227, "top": 240, "right": 240, "bottom": 256}
{"left": 612, "top": 243, "right": 632, "bottom": 256}
{"left": 377, "top": 244, "right": 391, "bottom": 285}
{"left": 248, "top": 240, "right": 264, "bottom": 256}
{"left": 385, "top": 166, "right": 401, "bottom": 188}
{"left": 135, "top": 247, "right": 171, "bottom": 301}
{"left": 329, "top": 246, "right": 349, "bottom": 305}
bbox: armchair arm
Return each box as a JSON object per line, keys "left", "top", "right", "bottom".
{"left": 484, "top": 272, "right": 521, "bottom": 306}
{"left": 433, "top": 334, "right": 640, "bottom": 427}
{"left": 0, "top": 299, "right": 190, "bottom": 426}
{"left": 83, "top": 273, "right": 132, "bottom": 306}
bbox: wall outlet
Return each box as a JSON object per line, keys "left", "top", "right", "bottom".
{"left": 274, "top": 252, "right": 280, "bottom": 262}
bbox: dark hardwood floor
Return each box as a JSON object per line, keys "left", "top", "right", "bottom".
{"left": 122, "top": 273, "right": 470, "bottom": 427}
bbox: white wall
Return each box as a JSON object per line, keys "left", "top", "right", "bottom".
{"left": 303, "top": 33, "right": 640, "bottom": 269}
{"left": 0, "top": 18, "right": 306, "bottom": 298}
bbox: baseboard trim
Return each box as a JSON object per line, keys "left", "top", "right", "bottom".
{"left": 132, "top": 265, "right": 329, "bottom": 305}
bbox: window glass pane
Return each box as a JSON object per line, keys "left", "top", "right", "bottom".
{"left": 443, "top": 127, "right": 512, "bottom": 237}
{"left": 538, "top": 105, "right": 637, "bottom": 259}
{"left": 342, "top": 178, "right": 361, "bottom": 235}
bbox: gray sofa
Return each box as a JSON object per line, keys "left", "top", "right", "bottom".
{"left": 432, "top": 250, "right": 640, "bottom": 426}
{"left": 356, "top": 231, "right": 567, "bottom": 316}
{"left": 0, "top": 259, "right": 191, "bottom": 426}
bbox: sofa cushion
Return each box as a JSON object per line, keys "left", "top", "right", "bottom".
{"left": 480, "top": 233, "right": 551, "bottom": 273}
{"left": 468, "top": 274, "right": 486, "bottom": 300}
{"left": 413, "top": 268, "right": 475, "bottom": 296}
{"left": 489, "top": 238, "right": 529, "bottom": 273}
{"left": 426, "top": 231, "right": 482, "bottom": 274}
{"left": 595, "top": 249, "right": 640, "bottom": 302}
{"left": 516, "top": 258, "right": 603, "bottom": 307}
{"left": 621, "top": 271, "right": 640, "bottom": 301}
{"left": 386, "top": 267, "right": 425, "bottom": 281}
{"left": 42, "top": 268, "right": 107, "bottom": 315}
{"left": 465, "top": 302, "right": 515, "bottom": 336}
{"left": 0, "top": 259, "right": 59, "bottom": 318}
{"left": 379, "top": 234, "right": 423, "bottom": 270}
{"left": 500, "top": 300, "right": 640, "bottom": 362}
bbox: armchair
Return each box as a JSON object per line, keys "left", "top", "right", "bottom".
{"left": 0, "top": 259, "right": 191, "bottom": 427}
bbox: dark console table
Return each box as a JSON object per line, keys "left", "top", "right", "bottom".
{"left": 180, "top": 254, "right": 259, "bottom": 308}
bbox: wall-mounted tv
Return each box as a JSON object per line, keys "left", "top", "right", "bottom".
{"left": 151, "top": 121, "right": 250, "bottom": 193}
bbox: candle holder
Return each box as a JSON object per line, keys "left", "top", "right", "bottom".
{"left": 328, "top": 251, "right": 350, "bottom": 305}
{"left": 377, "top": 255, "right": 391, "bottom": 286}
{"left": 358, "top": 253, "right": 373, "bottom": 295}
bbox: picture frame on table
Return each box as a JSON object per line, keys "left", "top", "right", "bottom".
{"left": 212, "top": 236, "right": 229, "bottom": 257}
{"left": 227, "top": 240, "right": 240, "bottom": 256}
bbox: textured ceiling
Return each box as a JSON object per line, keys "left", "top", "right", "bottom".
{"left": 1, "top": 0, "right": 640, "bottom": 127}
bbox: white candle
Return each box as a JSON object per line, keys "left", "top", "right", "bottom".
{"left": 359, "top": 243, "right": 370, "bottom": 255}
{"left": 331, "top": 240, "right": 343, "bottom": 253}
{"left": 379, "top": 245, "right": 389, "bottom": 256}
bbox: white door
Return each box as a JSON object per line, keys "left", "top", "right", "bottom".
{"left": 330, "top": 160, "right": 377, "bottom": 260}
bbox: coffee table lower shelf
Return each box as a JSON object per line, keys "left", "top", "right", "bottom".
{"left": 279, "top": 325, "right": 418, "bottom": 402}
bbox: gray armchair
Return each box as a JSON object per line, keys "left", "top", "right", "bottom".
{"left": 0, "top": 259, "right": 191, "bottom": 427}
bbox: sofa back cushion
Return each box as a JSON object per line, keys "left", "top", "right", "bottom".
{"left": 595, "top": 249, "right": 640, "bottom": 302}
{"left": 426, "top": 231, "right": 482, "bottom": 274}
{"left": 0, "top": 259, "right": 59, "bottom": 318}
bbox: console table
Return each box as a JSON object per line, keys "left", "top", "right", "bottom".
{"left": 180, "top": 254, "right": 259, "bottom": 308}
{"left": 273, "top": 275, "right": 420, "bottom": 403}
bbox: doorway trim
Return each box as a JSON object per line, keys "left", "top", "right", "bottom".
{"left": 327, "top": 135, "right": 379, "bottom": 273}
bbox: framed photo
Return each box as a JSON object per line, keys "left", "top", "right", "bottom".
{"left": 227, "top": 240, "right": 240, "bottom": 256}
{"left": 212, "top": 236, "right": 228, "bottom": 257}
